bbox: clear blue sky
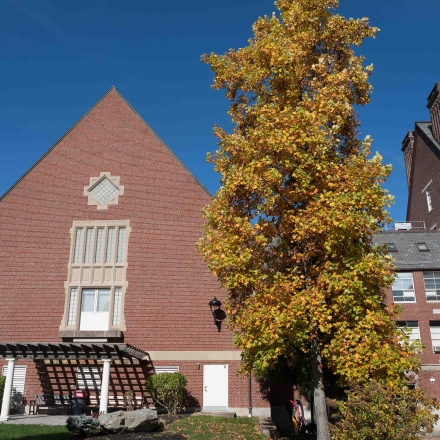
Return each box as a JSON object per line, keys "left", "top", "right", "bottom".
{"left": 1, "top": 0, "right": 440, "bottom": 222}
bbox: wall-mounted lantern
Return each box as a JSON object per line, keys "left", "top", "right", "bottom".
{"left": 430, "top": 377, "right": 436, "bottom": 384}
{"left": 209, "top": 297, "right": 222, "bottom": 324}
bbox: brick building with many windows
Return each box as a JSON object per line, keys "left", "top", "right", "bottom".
{"left": 375, "top": 230, "right": 440, "bottom": 400}
{"left": 376, "top": 82, "right": 440, "bottom": 402}
{"left": 402, "top": 82, "right": 440, "bottom": 230}
{"left": 0, "top": 87, "right": 292, "bottom": 420}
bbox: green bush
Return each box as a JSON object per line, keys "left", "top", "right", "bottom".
{"left": 328, "top": 380, "right": 439, "bottom": 440}
{"left": 0, "top": 376, "right": 5, "bottom": 406}
{"left": 146, "top": 372, "right": 187, "bottom": 415}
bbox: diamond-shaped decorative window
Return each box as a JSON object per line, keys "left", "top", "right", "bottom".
{"left": 90, "top": 178, "right": 119, "bottom": 206}
{"left": 84, "top": 172, "right": 124, "bottom": 210}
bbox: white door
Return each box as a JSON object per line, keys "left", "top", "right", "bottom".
{"left": 203, "top": 364, "right": 228, "bottom": 411}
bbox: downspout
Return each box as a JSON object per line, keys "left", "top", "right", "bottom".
{"left": 248, "top": 372, "right": 252, "bottom": 417}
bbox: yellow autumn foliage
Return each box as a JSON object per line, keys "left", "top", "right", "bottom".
{"left": 198, "top": 0, "right": 420, "bottom": 413}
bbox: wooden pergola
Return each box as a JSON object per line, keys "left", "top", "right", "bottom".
{"left": 0, "top": 342, "right": 151, "bottom": 421}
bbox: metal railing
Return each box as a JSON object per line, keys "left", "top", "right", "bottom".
{"left": 384, "top": 221, "right": 426, "bottom": 231}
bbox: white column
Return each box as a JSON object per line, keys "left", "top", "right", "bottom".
{"left": 0, "top": 358, "right": 16, "bottom": 421}
{"left": 99, "top": 359, "right": 111, "bottom": 414}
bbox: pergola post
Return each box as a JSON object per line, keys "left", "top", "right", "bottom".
{"left": 0, "top": 358, "right": 16, "bottom": 421}
{"left": 99, "top": 359, "right": 111, "bottom": 414}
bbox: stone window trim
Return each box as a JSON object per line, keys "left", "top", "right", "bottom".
{"left": 60, "top": 220, "right": 131, "bottom": 337}
{"left": 84, "top": 172, "right": 124, "bottom": 210}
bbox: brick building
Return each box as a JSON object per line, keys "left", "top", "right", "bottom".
{"left": 402, "top": 82, "right": 440, "bottom": 230}
{"left": 374, "top": 231, "right": 440, "bottom": 400}
{"left": 0, "top": 87, "right": 282, "bottom": 420}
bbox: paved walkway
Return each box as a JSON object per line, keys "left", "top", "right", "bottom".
{"left": 0, "top": 414, "right": 68, "bottom": 425}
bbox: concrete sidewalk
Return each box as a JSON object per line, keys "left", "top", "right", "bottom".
{"left": 0, "top": 414, "right": 68, "bottom": 425}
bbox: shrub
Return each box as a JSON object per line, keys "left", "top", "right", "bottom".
{"left": 66, "top": 414, "right": 101, "bottom": 436}
{"left": 0, "top": 376, "right": 5, "bottom": 406}
{"left": 146, "top": 372, "right": 187, "bottom": 415}
{"left": 123, "top": 390, "right": 135, "bottom": 411}
{"left": 9, "top": 389, "right": 25, "bottom": 414}
{"left": 328, "top": 381, "right": 439, "bottom": 440}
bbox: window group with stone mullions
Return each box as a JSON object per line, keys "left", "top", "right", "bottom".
{"left": 60, "top": 220, "right": 130, "bottom": 335}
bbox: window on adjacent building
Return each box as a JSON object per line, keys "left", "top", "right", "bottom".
{"left": 392, "top": 273, "right": 415, "bottom": 303}
{"left": 426, "top": 186, "right": 433, "bottom": 212}
{"left": 416, "top": 242, "right": 429, "bottom": 251}
{"left": 430, "top": 321, "right": 440, "bottom": 353}
{"left": 385, "top": 243, "right": 397, "bottom": 252}
{"left": 424, "top": 272, "right": 440, "bottom": 301}
{"left": 396, "top": 321, "right": 420, "bottom": 342}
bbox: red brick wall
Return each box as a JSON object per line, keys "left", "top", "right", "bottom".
{"left": 0, "top": 89, "right": 232, "bottom": 349}
{"left": 386, "top": 270, "right": 440, "bottom": 399}
{"left": 406, "top": 127, "right": 440, "bottom": 230}
{"left": 1, "top": 89, "right": 268, "bottom": 407}
{"left": 0, "top": 358, "right": 272, "bottom": 411}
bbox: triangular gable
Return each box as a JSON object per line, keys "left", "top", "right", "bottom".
{"left": 0, "top": 86, "right": 211, "bottom": 202}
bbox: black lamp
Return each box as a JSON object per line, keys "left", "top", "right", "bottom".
{"left": 208, "top": 297, "right": 222, "bottom": 324}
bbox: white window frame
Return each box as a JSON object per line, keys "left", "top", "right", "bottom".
{"left": 426, "top": 186, "right": 433, "bottom": 212}
{"left": 430, "top": 321, "right": 440, "bottom": 353}
{"left": 2, "top": 365, "right": 27, "bottom": 395}
{"left": 154, "top": 366, "right": 180, "bottom": 374}
{"left": 392, "top": 273, "right": 416, "bottom": 303}
{"left": 396, "top": 321, "right": 420, "bottom": 342}
{"left": 424, "top": 272, "right": 440, "bottom": 302}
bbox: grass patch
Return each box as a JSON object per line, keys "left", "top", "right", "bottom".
{"left": 166, "top": 415, "right": 266, "bottom": 440}
{"left": 0, "top": 424, "right": 70, "bottom": 440}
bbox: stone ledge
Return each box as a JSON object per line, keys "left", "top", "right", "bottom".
{"left": 60, "top": 330, "right": 123, "bottom": 339}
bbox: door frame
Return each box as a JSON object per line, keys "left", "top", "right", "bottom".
{"left": 203, "top": 364, "right": 228, "bottom": 411}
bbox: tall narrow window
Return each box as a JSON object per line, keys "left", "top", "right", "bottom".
{"left": 426, "top": 186, "right": 433, "bottom": 212}
{"left": 84, "top": 228, "right": 94, "bottom": 263}
{"left": 396, "top": 321, "right": 420, "bottom": 342}
{"left": 68, "top": 288, "right": 78, "bottom": 326}
{"left": 117, "top": 228, "right": 126, "bottom": 263}
{"left": 392, "top": 273, "right": 415, "bottom": 303}
{"left": 106, "top": 228, "right": 115, "bottom": 263}
{"left": 113, "top": 287, "right": 122, "bottom": 325}
{"left": 430, "top": 321, "right": 440, "bottom": 352}
{"left": 73, "top": 229, "right": 83, "bottom": 263}
{"left": 95, "top": 228, "right": 105, "bottom": 263}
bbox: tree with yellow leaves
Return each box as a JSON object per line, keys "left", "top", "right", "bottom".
{"left": 198, "top": 1, "right": 421, "bottom": 439}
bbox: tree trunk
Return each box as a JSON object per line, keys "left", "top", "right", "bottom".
{"left": 311, "top": 336, "right": 331, "bottom": 440}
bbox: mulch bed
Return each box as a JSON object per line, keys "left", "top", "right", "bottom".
{"left": 73, "top": 414, "right": 190, "bottom": 439}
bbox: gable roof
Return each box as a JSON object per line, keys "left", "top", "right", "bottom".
{"left": 0, "top": 86, "right": 211, "bottom": 202}
{"left": 416, "top": 121, "right": 440, "bottom": 155}
{"left": 374, "top": 230, "right": 440, "bottom": 271}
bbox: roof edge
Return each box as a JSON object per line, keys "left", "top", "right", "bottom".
{"left": 0, "top": 86, "right": 212, "bottom": 202}
{"left": 110, "top": 88, "right": 212, "bottom": 198}
{"left": 0, "top": 86, "right": 117, "bottom": 202}
{"left": 416, "top": 121, "right": 440, "bottom": 155}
